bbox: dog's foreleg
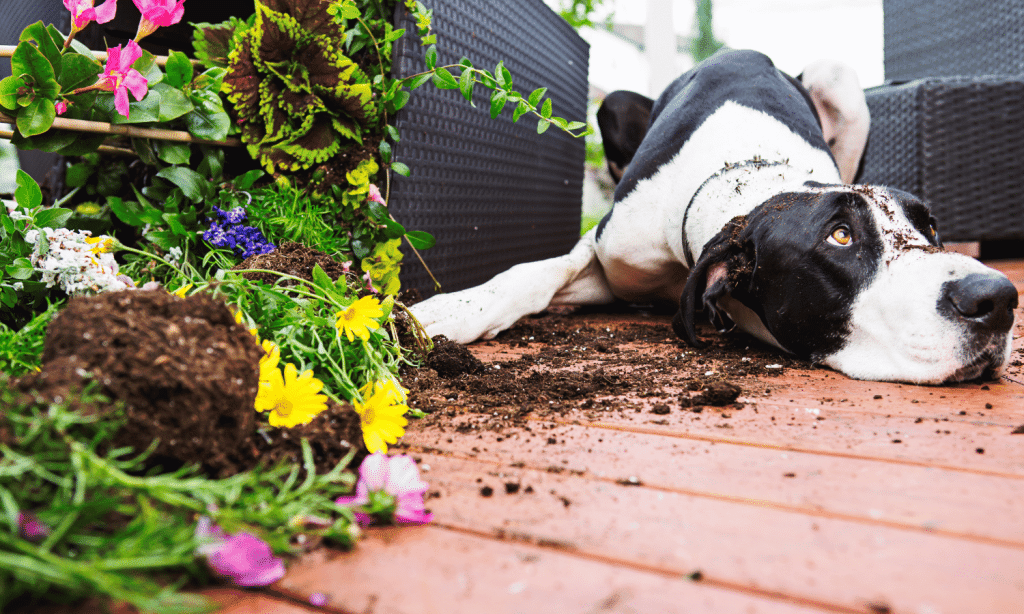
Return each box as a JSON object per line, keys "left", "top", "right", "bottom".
{"left": 410, "top": 229, "right": 614, "bottom": 344}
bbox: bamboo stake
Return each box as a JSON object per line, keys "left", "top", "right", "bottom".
{"left": 0, "top": 45, "right": 200, "bottom": 67}
{"left": 0, "top": 112, "right": 240, "bottom": 147}
{"left": 0, "top": 128, "right": 136, "bottom": 156}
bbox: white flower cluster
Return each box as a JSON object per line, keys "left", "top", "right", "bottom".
{"left": 24, "top": 228, "right": 134, "bottom": 296}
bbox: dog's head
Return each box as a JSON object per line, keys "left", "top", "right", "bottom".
{"left": 674, "top": 183, "right": 1018, "bottom": 384}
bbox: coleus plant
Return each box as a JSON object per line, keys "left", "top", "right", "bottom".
{"left": 222, "top": 0, "right": 378, "bottom": 174}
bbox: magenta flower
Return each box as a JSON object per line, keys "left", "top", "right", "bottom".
{"left": 97, "top": 41, "right": 149, "bottom": 119}
{"left": 54, "top": 100, "right": 68, "bottom": 116}
{"left": 195, "top": 517, "right": 286, "bottom": 587}
{"left": 64, "top": 0, "right": 118, "bottom": 34}
{"left": 336, "top": 453, "right": 433, "bottom": 526}
{"left": 132, "top": 0, "right": 186, "bottom": 42}
{"left": 18, "top": 512, "right": 50, "bottom": 542}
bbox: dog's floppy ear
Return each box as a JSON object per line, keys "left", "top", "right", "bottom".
{"left": 672, "top": 217, "right": 754, "bottom": 347}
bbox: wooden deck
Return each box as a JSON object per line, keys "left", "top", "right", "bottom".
{"left": 150, "top": 261, "right": 1024, "bottom": 613}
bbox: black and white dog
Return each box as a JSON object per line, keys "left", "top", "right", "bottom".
{"left": 411, "top": 50, "right": 1018, "bottom": 384}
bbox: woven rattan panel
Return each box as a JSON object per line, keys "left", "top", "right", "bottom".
{"left": 919, "top": 78, "right": 1024, "bottom": 241}
{"left": 389, "top": 0, "right": 588, "bottom": 296}
{"left": 861, "top": 82, "right": 921, "bottom": 196}
{"left": 862, "top": 77, "right": 1024, "bottom": 241}
{"left": 884, "top": 0, "right": 1024, "bottom": 80}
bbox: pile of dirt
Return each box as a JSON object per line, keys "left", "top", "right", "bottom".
{"left": 13, "top": 289, "right": 364, "bottom": 476}
{"left": 234, "top": 241, "right": 352, "bottom": 286}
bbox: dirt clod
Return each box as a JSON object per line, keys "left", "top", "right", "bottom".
{"left": 428, "top": 335, "right": 485, "bottom": 378}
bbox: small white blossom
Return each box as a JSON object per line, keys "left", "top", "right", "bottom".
{"left": 24, "top": 228, "right": 131, "bottom": 296}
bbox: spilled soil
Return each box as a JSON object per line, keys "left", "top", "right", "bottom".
{"left": 401, "top": 307, "right": 803, "bottom": 436}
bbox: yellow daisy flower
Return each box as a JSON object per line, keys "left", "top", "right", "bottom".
{"left": 353, "top": 380, "right": 409, "bottom": 454}
{"left": 335, "top": 296, "right": 384, "bottom": 343}
{"left": 255, "top": 362, "right": 328, "bottom": 428}
{"left": 259, "top": 340, "right": 280, "bottom": 384}
{"left": 234, "top": 309, "right": 260, "bottom": 338}
{"left": 171, "top": 283, "right": 193, "bottom": 298}
{"left": 84, "top": 235, "right": 115, "bottom": 253}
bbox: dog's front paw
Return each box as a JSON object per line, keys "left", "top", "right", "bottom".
{"left": 409, "top": 290, "right": 506, "bottom": 344}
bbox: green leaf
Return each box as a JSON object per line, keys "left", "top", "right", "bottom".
{"left": 537, "top": 119, "right": 550, "bottom": 135}
{"left": 162, "top": 211, "right": 187, "bottom": 235}
{"left": 5, "top": 257, "right": 35, "bottom": 280}
{"left": 19, "top": 22, "right": 62, "bottom": 80}
{"left": 550, "top": 116, "right": 568, "bottom": 130}
{"left": 100, "top": 88, "right": 161, "bottom": 124}
{"left": 58, "top": 53, "right": 102, "bottom": 91}
{"left": 458, "top": 69, "right": 474, "bottom": 102}
{"left": 11, "top": 42, "right": 57, "bottom": 99}
{"left": 567, "top": 121, "right": 588, "bottom": 131}
{"left": 156, "top": 84, "right": 194, "bottom": 122}
{"left": 541, "top": 98, "right": 553, "bottom": 119}
{"left": 311, "top": 264, "right": 335, "bottom": 293}
{"left": 391, "top": 162, "right": 411, "bottom": 177}
{"left": 107, "top": 197, "right": 143, "bottom": 226}
{"left": 163, "top": 51, "right": 194, "bottom": 89}
{"left": 145, "top": 230, "right": 179, "bottom": 251}
{"left": 405, "top": 230, "right": 436, "bottom": 250}
{"left": 155, "top": 141, "right": 192, "bottom": 165}
{"left": 425, "top": 45, "right": 438, "bottom": 69}
{"left": 15, "top": 171, "right": 42, "bottom": 210}
{"left": 389, "top": 90, "right": 411, "bottom": 113}
{"left": 494, "top": 62, "right": 507, "bottom": 88}
{"left": 16, "top": 95, "right": 56, "bottom": 137}
{"left": 381, "top": 218, "right": 407, "bottom": 239}
{"left": 196, "top": 147, "right": 224, "bottom": 180}
{"left": 404, "top": 73, "right": 432, "bottom": 90}
{"left": 156, "top": 167, "right": 210, "bottom": 202}
{"left": 500, "top": 63, "right": 513, "bottom": 90}
{"left": 366, "top": 200, "right": 389, "bottom": 222}
{"left": 380, "top": 140, "right": 392, "bottom": 164}
{"left": 0, "top": 76, "right": 25, "bottom": 110}
{"left": 234, "top": 169, "right": 265, "bottom": 191}
{"left": 0, "top": 286, "right": 16, "bottom": 308}
{"left": 512, "top": 100, "right": 530, "bottom": 123}
{"left": 432, "top": 67, "right": 458, "bottom": 90}
{"left": 185, "top": 89, "right": 230, "bottom": 141}
{"left": 35, "top": 208, "right": 73, "bottom": 229}
{"left": 386, "top": 124, "right": 400, "bottom": 142}
{"left": 65, "top": 162, "right": 94, "bottom": 188}
{"left": 490, "top": 89, "right": 507, "bottom": 119}
{"left": 528, "top": 87, "right": 547, "bottom": 107}
{"left": 459, "top": 57, "right": 473, "bottom": 69}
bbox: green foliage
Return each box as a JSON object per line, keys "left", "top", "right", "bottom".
{"left": 555, "top": 0, "right": 612, "bottom": 30}
{"left": 223, "top": 0, "right": 378, "bottom": 174}
{"left": 0, "top": 375, "right": 358, "bottom": 612}
{"left": 692, "top": 0, "right": 725, "bottom": 63}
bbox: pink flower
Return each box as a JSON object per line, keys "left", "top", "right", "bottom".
{"left": 195, "top": 517, "right": 286, "bottom": 587}
{"left": 97, "top": 41, "right": 149, "bottom": 119}
{"left": 64, "top": 0, "right": 118, "bottom": 33}
{"left": 18, "top": 512, "right": 50, "bottom": 542}
{"left": 54, "top": 100, "right": 68, "bottom": 115}
{"left": 132, "top": 0, "right": 186, "bottom": 42}
{"left": 336, "top": 453, "right": 433, "bottom": 526}
{"left": 367, "top": 184, "right": 386, "bottom": 206}
{"left": 363, "top": 270, "right": 377, "bottom": 294}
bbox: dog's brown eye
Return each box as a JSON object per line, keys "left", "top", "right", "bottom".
{"left": 829, "top": 226, "right": 853, "bottom": 246}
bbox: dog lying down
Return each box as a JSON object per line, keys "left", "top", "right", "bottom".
{"left": 411, "top": 50, "right": 1019, "bottom": 385}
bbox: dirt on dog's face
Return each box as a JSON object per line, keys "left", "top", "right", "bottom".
{"left": 676, "top": 184, "right": 1018, "bottom": 384}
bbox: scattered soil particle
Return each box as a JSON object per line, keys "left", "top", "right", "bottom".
{"left": 1012, "top": 425, "right": 1024, "bottom": 435}
{"left": 504, "top": 482, "right": 521, "bottom": 494}
{"left": 480, "top": 485, "right": 494, "bottom": 497}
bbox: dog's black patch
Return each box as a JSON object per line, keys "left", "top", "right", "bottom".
{"left": 677, "top": 189, "right": 884, "bottom": 361}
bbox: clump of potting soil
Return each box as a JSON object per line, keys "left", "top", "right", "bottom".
{"left": 428, "top": 335, "right": 485, "bottom": 378}
{"left": 234, "top": 241, "right": 351, "bottom": 286}
{"left": 16, "top": 290, "right": 263, "bottom": 476}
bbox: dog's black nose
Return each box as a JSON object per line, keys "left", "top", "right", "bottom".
{"left": 942, "top": 273, "right": 1019, "bottom": 332}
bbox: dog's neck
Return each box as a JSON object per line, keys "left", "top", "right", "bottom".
{"left": 682, "top": 159, "right": 823, "bottom": 266}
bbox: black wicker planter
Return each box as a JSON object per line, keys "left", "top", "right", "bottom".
{"left": 389, "top": 0, "right": 589, "bottom": 295}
